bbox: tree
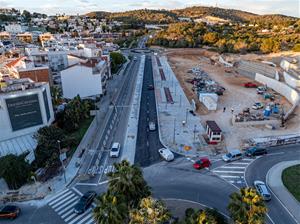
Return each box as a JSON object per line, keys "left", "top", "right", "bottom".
{"left": 129, "top": 197, "right": 170, "bottom": 224}
{"left": 228, "top": 188, "right": 267, "bottom": 224}
{"left": 292, "top": 44, "right": 300, "bottom": 52}
{"left": 50, "top": 86, "right": 62, "bottom": 106}
{"left": 107, "top": 160, "right": 151, "bottom": 208}
{"left": 22, "top": 10, "right": 31, "bottom": 22}
{"left": 260, "top": 38, "right": 281, "bottom": 53}
{"left": 110, "top": 52, "right": 126, "bottom": 73}
{"left": 0, "top": 154, "right": 31, "bottom": 189}
{"left": 93, "top": 193, "right": 128, "bottom": 224}
{"left": 203, "top": 32, "right": 218, "bottom": 45}
{"left": 182, "top": 208, "right": 227, "bottom": 224}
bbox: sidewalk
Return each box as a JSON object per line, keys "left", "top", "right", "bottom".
{"left": 266, "top": 160, "right": 300, "bottom": 223}
{"left": 4, "top": 61, "right": 132, "bottom": 204}
{"left": 152, "top": 56, "right": 211, "bottom": 157}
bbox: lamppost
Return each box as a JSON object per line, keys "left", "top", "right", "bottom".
{"left": 185, "top": 108, "right": 189, "bottom": 124}
{"left": 57, "top": 140, "right": 66, "bottom": 184}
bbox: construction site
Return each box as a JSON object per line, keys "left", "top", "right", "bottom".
{"left": 160, "top": 48, "right": 300, "bottom": 149}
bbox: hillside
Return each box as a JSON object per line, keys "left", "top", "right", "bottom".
{"left": 87, "top": 6, "right": 298, "bottom": 25}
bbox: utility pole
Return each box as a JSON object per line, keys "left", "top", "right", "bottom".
{"left": 173, "top": 118, "right": 176, "bottom": 144}
{"left": 58, "top": 140, "right": 67, "bottom": 184}
{"left": 185, "top": 108, "right": 189, "bottom": 123}
{"left": 193, "top": 125, "right": 197, "bottom": 141}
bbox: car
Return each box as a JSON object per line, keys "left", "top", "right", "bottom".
{"left": 147, "top": 84, "right": 154, "bottom": 90}
{"left": 252, "top": 102, "right": 264, "bottom": 110}
{"left": 158, "top": 148, "right": 174, "bottom": 161}
{"left": 149, "top": 121, "right": 156, "bottom": 131}
{"left": 74, "top": 191, "right": 97, "bottom": 214}
{"left": 257, "top": 86, "right": 267, "bottom": 94}
{"left": 244, "top": 82, "right": 257, "bottom": 88}
{"left": 110, "top": 142, "right": 121, "bottom": 158}
{"left": 193, "top": 158, "right": 211, "bottom": 169}
{"left": 254, "top": 180, "right": 271, "bottom": 201}
{"left": 245, "top": 147, "right": 267, "bottom": 157}
{"left": 0, "top": 205, "right": 21, "bottom": 219}
{"left": 222, "top": 150, "right": 242, "bottom": 162}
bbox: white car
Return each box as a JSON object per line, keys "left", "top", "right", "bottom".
{"left": 110, "top": 142, "right": 121, "bottom": 158}
{"left": 222, "top": 149, "right": 242, "bottom": 162}
{"left": 158, "top": 148, "right": 174, "bottom": 161}
{"left": 252, "top": 102, "right": 264, "bottom": 110}
{"left": 254, "top": 180, "right": 271, "bottom": 201}
{"left": 149, "top": 122, "right": 156, "bottom": 131}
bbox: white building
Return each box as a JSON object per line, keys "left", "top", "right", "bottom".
{"left": 5, "top": 24, "right": 23, "bottom": 34}
{"left": 0, "top": 78, "right": 54, "bottom": 157}
{"left": 61, "top": 59, "right": 109, "bottom": 99}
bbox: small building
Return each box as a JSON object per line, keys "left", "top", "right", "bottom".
{"left": 16, "top": 33, "right": 33, "bottom": 43}
{"left": 18, "top": 66, "right": 51, "bottom": 84}
{"left": 0, "top": 31, "right": 11, "bottom": 40}
{"left": 205, "top": 120, "right": 222, "bottom": 144}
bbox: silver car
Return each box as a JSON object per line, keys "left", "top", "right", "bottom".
{"left": 254, "top": 180, "right": 271, "bottom": 201}
{"left": 222, "top": 149, "right": 242, "bottom": 162}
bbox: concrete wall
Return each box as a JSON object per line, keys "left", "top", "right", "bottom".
{"left": 61, "top": 65, "right": 103, "bottom": 99}
{"left": 219, "top": 56, "right": 233, "bottom": 67}
{"left": 255, "top": 73, "right": 300, "bottom": 105}
{"left": 280, "top": 59, "right": 298, "bottom": 71}
{"left": 233, "top": 117, "right": 280, "bottom": 127}
{"left": 284, "top": 71, "right": 300, "bottom": 89}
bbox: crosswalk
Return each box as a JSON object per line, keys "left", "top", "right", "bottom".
{"left": 212, "top": 158, "right": 255, "bottom": 187}
{"left": 47, "top": 188, "right": 95, "bottom": 224}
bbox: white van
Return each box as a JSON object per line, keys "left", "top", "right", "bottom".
{"left": 222, "top": 149, "right": 242, "bottom": 162}
{"left": 158, "top": 148, "right": 174, "bottom": 161}
{"left": 110, "top": 142, "right": 121, "bottom": 158}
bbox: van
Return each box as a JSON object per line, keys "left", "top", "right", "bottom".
{"left": 254, "top": 180, "right": 271, "bottom": 201}
{"left": 246, "top": 147, "right": 267, "bottom": 157}
{"left": 222, "top": 149, "right": 242, "bottom": 162}
{"left": 158, "top": 148, "right": 174, "bottom": 161}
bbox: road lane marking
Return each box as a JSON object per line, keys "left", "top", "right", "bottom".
{"left": 52, "top": 193, "right": 76, "bottom": 209}
{"left": 57, "top": 200, "right": 78, "bottom": 215}
{"left": 47, "top": 189, "right": 69, "bottom": 203}
{"left": 77, "top": 213, "right": 94, "bottom": 224}
{"left": 220, "top": 175, "right": 242, "bottom": 178}
{"left": 68, "top": 208, "right": 93, "bottom": 224}
{"left": 220, "top": 166, "right": 245, "bottom": 169}
{"left": 49, "top": 191, "right": 73, "bottom": 206}
{"left": 214, "top": 170, "right": 244, "bottom": 174}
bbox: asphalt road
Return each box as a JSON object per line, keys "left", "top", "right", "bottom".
{"left": 134, "top": 55, "right": 164, "bottom": 167}
{"left": 245, "top": 144, "right": 300, "bottom": 224}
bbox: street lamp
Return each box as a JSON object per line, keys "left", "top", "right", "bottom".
{"left": 57, "top": 140, "right": 67, "bottom": 184}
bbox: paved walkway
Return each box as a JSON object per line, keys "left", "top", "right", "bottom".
{"left": 152, "top": 56, "right": 213, "bottom": 157}
{"left": 266, "top": 160, "right": 300, "bottom": 223}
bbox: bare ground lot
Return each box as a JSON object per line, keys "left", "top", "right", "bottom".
{"left": 163, "top": 48, "right": 300, "bottom": 149}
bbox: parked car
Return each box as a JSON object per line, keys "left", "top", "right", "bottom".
{"left": 193, "top": 158, "right": 211, "bottom": 169}
{"left": 254, "top": 180, "right": 271, "bottom": 201}
{"left": 110, "top": 142, "right": 121, "bottom": 158}
{"left": 147, "top": 85, "right": 154, "bottom": 90}
{"left": 246, "top": 147, "right": 267, "bottom": 157}
{"left": 0, "top": 205, "right": 21, "bottom": 219}
{"left": 74, "top": 191, "right": 97, "bottom": 214}
{"left": 149, "top": 121, "right": 156, "bottom": 131}
{"left": 252, "top": 102, "right": 264, "bottom": 110}
{"left": 222, "top": 150, "right": 242, "bottom": 162}
{"left": 257, "top": 86, "right": 267, "bottom": 94}
{"left": 244, "top": 82, "right": 257, "bottom": 88}
{"left": 158, "top": 148, "right": 174, "bottom": 161}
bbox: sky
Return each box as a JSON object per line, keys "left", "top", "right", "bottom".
{"left": 0, "top": 0, "right": 299, "bottom": 17}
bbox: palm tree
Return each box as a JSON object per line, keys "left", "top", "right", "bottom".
{"left": 228, "top": 187, "right": 267, "bottom": 224}
{"left": 107, "top": 160, "right": 151, "bottom": 208}
{"left": 93, "top": 193, "right": 128, "bottom": 224}
{"left": 50, "top": 86, "right": 62, "bottom": 106}
{"left": 129, "top": 197, "right": 170, "bottom": 224}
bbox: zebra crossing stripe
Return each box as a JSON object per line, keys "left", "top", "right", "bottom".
{"left": 48, "top": 189, "right": 69, "bottom": 204}
{"left": 55, "top": 196, "right": 78, "bottom": 212}
{"left": 220, "top": 166, "right": 245, "bottom": 169}
{"left": 49, "top": 190, "right": 73, "bottom": 206}
{"left": 68, "top": 208, "right": 93, "bottom": 224}
{"left": 214, "top": 170, "right": 244, "bottom": 174}
{"left": 86, "top": 218, "right": 96, "bottom": 224}
{"left": 61, "top": 207, "right": 76, "bottom": 219}
{"left": 220, "top": 175, "right": 241, "bottom": 178}
{"left": 64, "top": 212, "right": 77, "bottom": 222}
{"left": 52, "top": 193, "right": 76, "bottom": 209}
{"left": 241, "top": 158, "right": 254, "bottom": 161}
{"left": 76, "top": 213, "right": 94, "bottom": 224}
{"left": 57, "top": 200, "right": 78, "bottom": 215}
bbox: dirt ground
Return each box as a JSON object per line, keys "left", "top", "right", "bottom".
{"left": 163, "top": 48, "right": 300, "bottom": 149}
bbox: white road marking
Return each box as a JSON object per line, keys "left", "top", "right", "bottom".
{"left": 214, "top": 170, "right": 244, "bottom": 174}
{"left": 220, "top": 175, "right": 242, "bottom": 178}
{"left": 220, "top": 166, "right": 245, "bottom": 169}
{"left": 49, "top": 191, "right": 73, "bottom": 206}
{"left": 68, "top": 208, "right": 93, "bottom": 224}
{"left": 47, "top": 189, "right": 69, "bottom": 204}
{"left": 52, "top": 193, "right": 76, "bottom": 209}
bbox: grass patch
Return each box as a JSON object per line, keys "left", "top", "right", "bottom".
{"left": 282, "top": 164, "right": 300, "bottom": 202}
{"left": 67, "top": 116, "right": 94, "bottom": 157}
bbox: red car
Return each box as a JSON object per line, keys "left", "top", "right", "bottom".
{"left": 244, "top": 82, "right": 257, "bottom": 88}
{"left": 0, "top": 205, "right": 21, "bottom": 219}
{"left": 193, "top": 158, "right": 211, "bottom": 169}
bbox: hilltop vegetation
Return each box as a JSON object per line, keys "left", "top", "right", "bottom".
{"left": 87, "top": 6, "right": 298, "bottom": 26}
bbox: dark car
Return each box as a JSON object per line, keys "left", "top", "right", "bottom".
{"left": 244, "top": 82, "right": 257, "bottom": 88}
{"left": 74, "top": 191, "right": 96, "bottom": 214}
{"left": 0, "top": 205, "right": 21, "bottom": 219}
{"left": 246, "top": 147, "right": 267, "bottom": 157}
{"left": 193, "top": 158, "right": 211, "bottom": 170}
{"left": 147, "top": 85, "right": 154, "bottom": 90}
